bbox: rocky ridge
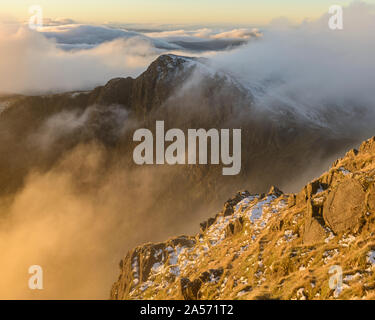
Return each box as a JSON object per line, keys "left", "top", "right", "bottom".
{"left": 111, "top": 137, "right": 375, "bottom": 300}
{"left": 0, "top": 53, "right": 356, "bottom": 199}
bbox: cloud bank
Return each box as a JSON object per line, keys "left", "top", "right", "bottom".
{"left": 0, "top": 22, "right": 260, "bottom": 94}
{"left": 209, "top": 1, "right": 375, "bottom": 136}
{"left": 0, "top": 25, "right": 161, "bottom": 94}
{"left": 0, "top": 1, "right": 375, "bottom": 300}
{"left": 0, "top": 120, "right": 218, "bottom": 299}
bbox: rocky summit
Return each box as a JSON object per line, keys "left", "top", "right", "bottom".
{"left": 111, "top": 137, "right": 375, "bottom": 300}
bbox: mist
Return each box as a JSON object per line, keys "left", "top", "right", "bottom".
{"left": 0, "top": 139, "right": 221, "bottom": 299}
{"left": 1, "top": 1, "right": 375, "bottom": 299}
{"left": 210, "top": 2, "right": 375, "bottom": 137}
{"left": 0, "top": 22, "right": 259, "bottom": 94}
{"left": 0, "top": 25, "right": 160, "bottom": 94}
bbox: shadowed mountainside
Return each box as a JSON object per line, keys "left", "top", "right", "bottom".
{"left": 0, "top": 54, "right": 373, "bottom": 299}
{"left": 0, "top": 54, "right": 361, "bottom": 199}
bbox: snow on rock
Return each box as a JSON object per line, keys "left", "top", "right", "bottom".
{"left": 367, "top": 251, "right": 375, "bottom": 265}
{"left": 339, "top": 167, "right": 351, "bottom": 175}
{"left": 111, "top": 138, "right": 375, "bottom": 300}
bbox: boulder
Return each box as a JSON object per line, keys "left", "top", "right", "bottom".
{"left": 303, "top": 217, "right": 327, "bottom": 244}
{"left": 303, "top": 199, "right": 326, "bottom": 244}
{"left": 323, "top": 177, "right": 365, "bottom": 233}
{"left": 367, "top": 184, "right": 375, "bottom": 213}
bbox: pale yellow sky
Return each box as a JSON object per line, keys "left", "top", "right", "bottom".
{"left": 1, "top": 0, "right": 367, "bottom": 25}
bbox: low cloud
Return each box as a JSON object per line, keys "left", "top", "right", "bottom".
{"left": 40, "top": 24, "right": 177, "bottom": 50}
{"left": 209, "top": 1, "right": 375, "bottom": 136}
{"left": 0, "top": 144, "right": 151, "bottom": 299}
{"left": 0, "top": 135, "right": 217, "bottom": 299}
{"left": 1, "top": 2, "right": 374, "bottom": 299}
{"left": 40, "top": 24, "right": 257, "bottom": 52}
{"left": 0, "top": 22, "right": 261, "bottom": 94}
{"left": 143, "top": 27, "right": 261, "bottom": 40}
{"left": 43, "top": 18, "right": 77, "bottom": 27}
{"left": 29, "top": 105, "right": 128, "bottom": 151}
{"left": 0, "top": 25, "right": 161, "bottom": 94}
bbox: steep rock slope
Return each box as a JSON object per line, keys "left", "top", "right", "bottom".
{"left": 0, "top": 54, "right": 358, "bottom": 198}
{"left": 1, "top": 54, "right": 360, "bottom": 269}
{"left": 111, "top": 137, "right": 375, "bottom": 300}
{"left": 0, "top": 54, "right": 250, "bottom": 195}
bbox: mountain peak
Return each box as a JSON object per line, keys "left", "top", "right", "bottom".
{"left": 155, "top": 54, "right": 199, "bottom": 64}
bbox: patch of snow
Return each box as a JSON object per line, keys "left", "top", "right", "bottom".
{"left": 307, "top": 257, "right": 314, "bottom": 267}
{"left": 292, "top": 213, "right": 302, "bottom": 225}
{"left": 154, "top": 249, "right": 163, "bottom": 259}
{"left": 151, "top": 262, "right": 163, "bottom": 273}
{"left": 140, "top": 281, "right": 153, "bottom": 292}
{"left": 323, "top": 249, "right": 339, "bottom": 264}
{"left": 237, "top": 290, "right": 247, "bottom": 297}
{"left": 324, "top": 229, "right": 335, "bottom": 243}
{"left": 339, "top": 167, "right": 351, "bottom": 175}
{"left": 235, "top": 195, "right": 259, "bottom": 212}
{"left": 132, "top": 256, "right": 140, "bottom": 281}
{"left": 169, "top": 266, "right": 180, "bottom": 277}
{"left": 316, "top": 185, "right": 325, "bottom": 194}
{"left": 208, "top": 273, "right": 221, "bottom": 284}
{"left": 276, "top": 238, "right": 284, "bottom": 246}
{"left": 284, "top": 230, "right": 298, "bottom": 242}
{"left": 367, "top": 251, "right": 375, "bottom": 265}
{"left": 239, "top": 277, "right": 248, "bottom": 285}
{"left": 339, "top": 234, "right": 356, "bottom": 247}
{"left": 273, "top": 199, "right": 287, "bottom": 211}
{"left": 248, "top": 195, "right": 276, "bottom": 222}
{"left": 313, "top": 196, "right": 324, "bottom": 205}
{"left": 166, "top": 246, "right": 174, "bottom": 252}
{"left": 169, "top": 250, "right": 179, "bottom": 265}
{"left": 296, "top": 288, "right": 307, "bottom": 300}
{"left": 343, "top": 272, "right": 361, "bottom": 282}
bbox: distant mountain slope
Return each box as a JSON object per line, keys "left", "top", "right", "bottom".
{"left": 1, "top": 54, "right": 374, "bottom": 299}
{"left": 111, "top": 137, "right": 375, "bottom": 300}
{"left": 0, "top": 54, "right": 359, "bottom": 198}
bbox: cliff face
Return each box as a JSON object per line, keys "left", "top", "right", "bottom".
{"left": 0, "top": 54, "right": 359, "bottom": 199}
{"left": 111, "top": 137, "right": 375, "bottom": 300}
{"left": 0, "top": 54, "right": 248, "bottom": 196}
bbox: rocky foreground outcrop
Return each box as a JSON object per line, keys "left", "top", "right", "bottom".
{"left": 111, "top": 137, "right": 375, "bottom": 300}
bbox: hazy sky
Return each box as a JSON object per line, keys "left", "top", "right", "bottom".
{"left": 2, "top": 0, "right": 373, "bottom": 25}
